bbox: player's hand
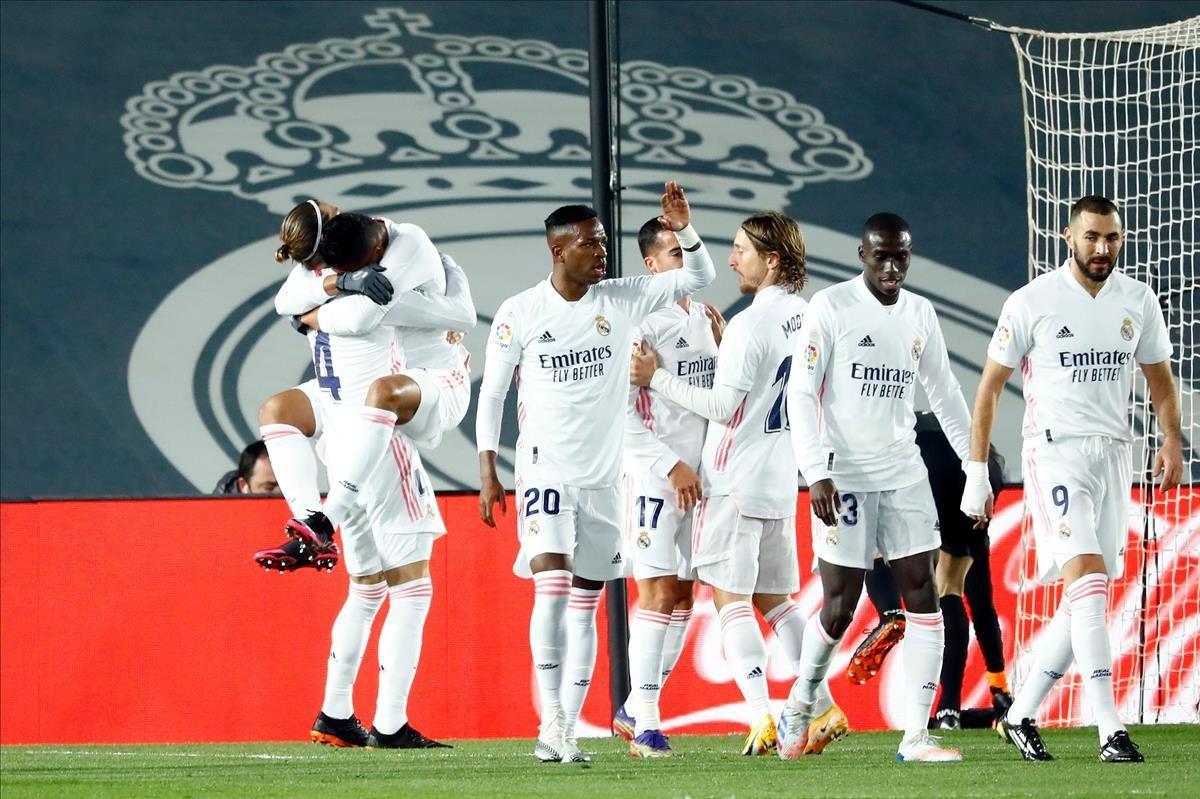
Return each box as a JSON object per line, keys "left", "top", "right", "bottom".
{"left": 667, "top": 460, "right": 702, "bottom": 512}
{"left": 446, "top": 331, "right": 465, "bottom": 345}
{"left": 960, "top": 461, "right": 993, "bottom": 523}
{"left": 290, "top": 315, "right": 312, "bottom": 335}
{"left": 810, "top": 478, "right": 841, "bottom": 528}
{"left": 970, "top": 493, "right": 995, "bottom": 529}
{"left": 704, "top": 304, "right": 726, "bottom": 346}
{"left": 657, "top": 180, "right": 691, "bottom": 232}
{"left": 479, "top": 473, "right": 507, "bottom": 527}
{"left": 1154, "top": 436, "right": 1183, "bottom": 492}
{"left": 335, "top": 264, "right": 394, "bottom": 305}
{"left": 630, "top": 340, "right": 661, "bottom": 387}
{"left": 298, "top": 308, "right": 320, "bottom": 332}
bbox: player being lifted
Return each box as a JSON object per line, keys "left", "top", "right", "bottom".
{"left": 785, "top": 213, "right": 974, "bottom": 763}
{"left": 632, "top": 211, "right": 848, "bottom": 760}
{"left": 476, "top": 182, "right": 715, "bottom": 763}
{"left": 962, "top": 196, "right": 1181, "bottom": 763}
{"left": 615, "top": 217, "right": 722, "bottom": 757}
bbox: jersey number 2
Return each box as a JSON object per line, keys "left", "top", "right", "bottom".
{"left": 313, "top": 332, "right": 342, "bottom": 400}
{"left": 765, "top": 356, "right": 793, "bottom": 434}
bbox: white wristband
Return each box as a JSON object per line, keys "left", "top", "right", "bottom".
{"left": 674, "top": 224, "right": 701, "bottom": 249}
{"left": 960, "top": 460, "right": 991, "bottom": 517}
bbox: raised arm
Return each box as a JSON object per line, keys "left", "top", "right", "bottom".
{"left": 1140, "top": 359, "right": 1182, "bottom": 492}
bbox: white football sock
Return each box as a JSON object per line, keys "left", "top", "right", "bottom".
{"left": 629, "top": 607, "right": 671, "bottom": 734}
{"left": 372, "top": 578, "right": 432, "bottom": 735}
{"left": 902, "top": 610, "right": 945, "bottom": 737}
{"left": 322, "top": 408, "right": 397, "bottom": 527}
{"left": 561, "top": 586, "right": 602, "bottom": 739}
{"left": 260, "top": 424, "right": 321, "bottom": 517}
{"left": 766, "top": 600, "right": 834, "bottom": 716}
{"left": 787, "top": 614, "right": 838, "bottom": 711}
{"left": 321, "top": 580, "right": 388, "bottom": 719}
{"left": 1067, "top": 574, "right": 1123, "bottom": 740}
{"left": 660, "top": 608, "right": 692, "bottom": 688}
{"left": 1007, "top": 597, "right": 1074, "bottom": 723}
{"left": 718, "top": 601, "right": 770, "bottom": 723}
{"left": 530, "top": 571, "right": 571, "bottom": 727}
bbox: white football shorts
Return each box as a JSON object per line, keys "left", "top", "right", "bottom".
{"left": 811, "top": 477, "right": 939, "bottom": 570}
{"left": 622, "top": 476, "right": 693, "bottom": 581}
{"left": 513, "top": 478, "right": 624, "bottom": 582}
{"left": 295, "top": 378, "right": 326, "bottom": 439}
{"left": 399, "top": 364, "right": 471, "bottom": 451}
{"left": 691, "top": 495, "right": 799, "bottom": 596}
{"left": 1022, "top": 435, "right": 1132, "bottom": 584}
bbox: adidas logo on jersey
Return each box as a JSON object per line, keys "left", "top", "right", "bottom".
{"left": 538, "top": 330, "right": 556, "bottom": 343}
{"left": 858, "top": 335, "right": 875, "bottom": 347}
{"left": 675, "top": 337, "right": 689, "bottom": 349}
{"left": 1056, "top": 326, "right": 1074, "bottom": 339}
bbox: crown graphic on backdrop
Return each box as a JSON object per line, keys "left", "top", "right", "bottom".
{"left": 120, "top": 7, "right": 872, "bottom": 215}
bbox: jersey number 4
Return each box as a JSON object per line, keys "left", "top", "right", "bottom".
{"left": 313, "top": 332, "right": 342, "bottom": 400}
{"left": 765, "top": 356, "right": 792, "bottom": 434}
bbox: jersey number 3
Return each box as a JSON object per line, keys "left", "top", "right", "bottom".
{"left": 313, "top": 332, "right": 342, "bottom": 400}
{"left": 765, "top": 356, "right": 792, "bottom": 434}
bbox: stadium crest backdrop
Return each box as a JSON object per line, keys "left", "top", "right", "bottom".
{"left": 0, "top": 0, "right": 1192, "bottom": 498}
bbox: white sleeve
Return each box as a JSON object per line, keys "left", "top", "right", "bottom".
{"left": 381, "top": 221, "right": 443, "bottom": 294}
{"left": 647, "top": 372, "right": 746, "bottom": 423}
{"left": 607, "top": 226, "right": 717, "bottom": 320}
{"left": 986, "top": 292, "right": 1032, "bottom": 368}
{"left": 788, "top": 296, "right": 833, "bottom": 484}
{"left": 485, "top": 298, "right": 523, "bottom": 367}
{"left": 381, "top": 254, "right": 477, "bottom": 331}
{"left": 917, "top": 306, "right": 972, "bottom": 464}
{"left": 624, "top": 386, "right": 682, "bottom": 480}
{"left": 274, "top": 265, "right": 331, "bottom": 316}
{"left": 1135, "top": 287, "right": 1173, "bottom": 364}
{"left": 315, "top": 294, "right": 388, "bottom": 336}
{"left": 476, "top": 356, "right": 516, "bottom": 453}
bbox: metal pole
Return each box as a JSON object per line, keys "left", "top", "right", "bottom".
{"left": 588, "top": 0, "right": 631, "bottom": 729}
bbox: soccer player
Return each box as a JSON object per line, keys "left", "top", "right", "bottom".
{"left": 616, "top": 217, "right": 721, "bottom": 757}
{"left": 476, "top": 182, "right": 715, "bottom": 763}
{"left": 274, "top": 212, "right": 468, "bottom": 749}
{"left": 631, "top": 211, "right": 848, "bottom": 760}
{"left": 785, "top": 213, "right": 974, "bottom": 763}
{"left": 916, "top": 412, "right": 1010, "bottom": 729}
{"left": 254, "top": 207, "right": 475, "bottom": 571}
{"left": 961, "top": 195, "right": 1181, "bottom": 763}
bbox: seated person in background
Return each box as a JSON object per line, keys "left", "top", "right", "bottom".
{"left": 213, "top": 440, "right": 280, "bottom": 496}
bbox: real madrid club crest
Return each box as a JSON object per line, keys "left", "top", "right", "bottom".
{"left": 1120, "top": 318, "right": 1134, "bottom": 341}
{"left": 1058, "top": 520, "right": 1071, "bottom": 540}
{"left": 637, "top": 531, "right": 651, "bottom": 550}
{"left": 911, "top": 337, "right": 923, "bottom": 361}
{"left": 825, "top": 525, "right": 839, "bottom": 547}
{"left": 595, "top": 315, "right": 611, "bottom": 336}
{"left": 527, "top": 519, "right": 540, "bottom": 536}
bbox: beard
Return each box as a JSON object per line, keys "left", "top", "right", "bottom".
{"left": 1073, "top": 251, "right": 1116, "bottom": 283}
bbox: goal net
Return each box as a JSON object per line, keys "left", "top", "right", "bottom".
{"left": 1006, "top": 16, "right": 1200, "bottom": 726}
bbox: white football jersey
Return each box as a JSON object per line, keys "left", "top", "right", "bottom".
{"left": 487, "top": 271, "right": 700, "bottom": 487}
{"left": 379, "top": 219, "right": 461, "bottom": 372}
{"left": 789, "top": 276, "right": 971, "bottom": 492}
{"left": 701, "top": 285, "right": 807, "bottom": 519}
{"left": 987, "top": 262, "right": 1172, "bottom": 442}
{"left": 625, "top": 300, "right": 719, "bottom": 486}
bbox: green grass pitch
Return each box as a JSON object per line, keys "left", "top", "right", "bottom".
{"left": 3, "top": 726, "right": 1199, "bottom": 798}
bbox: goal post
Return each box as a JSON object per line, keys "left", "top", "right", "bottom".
{"left": 1006, "top": 17, "right": 1200, "bottom": 726}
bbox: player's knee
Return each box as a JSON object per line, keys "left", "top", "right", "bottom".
{"left": 258, "top": 391, "right": 291, "bottom": 426}
{"left": 637, "top": 581, "right": 676, "bottom": 614}
{"left": 369, "top": 376, "right": 420, "bottom": 424}
{"left": 258, "top": 389, "right": 316, "bottom": 435}
{"left": 821, "top": 599, "right": 855, "bottom": 639}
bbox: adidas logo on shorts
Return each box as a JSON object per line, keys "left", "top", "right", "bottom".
{"left": 1056, "top": 326, "right": 1074, "bottom": 339}
{"left": 611, "top": 553, "right": 623, "bottom": 564}
{"left": 675, "top": 337, "right": 689, "bottom": 349}
{"left": 858, "top": 335, "right": 875, "bottom": 347}
{"left": 747, "top": 666, "right": 764, "bottom": 679}
{"left": 538, "top": 330, "right": 556, "bottom": 343}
